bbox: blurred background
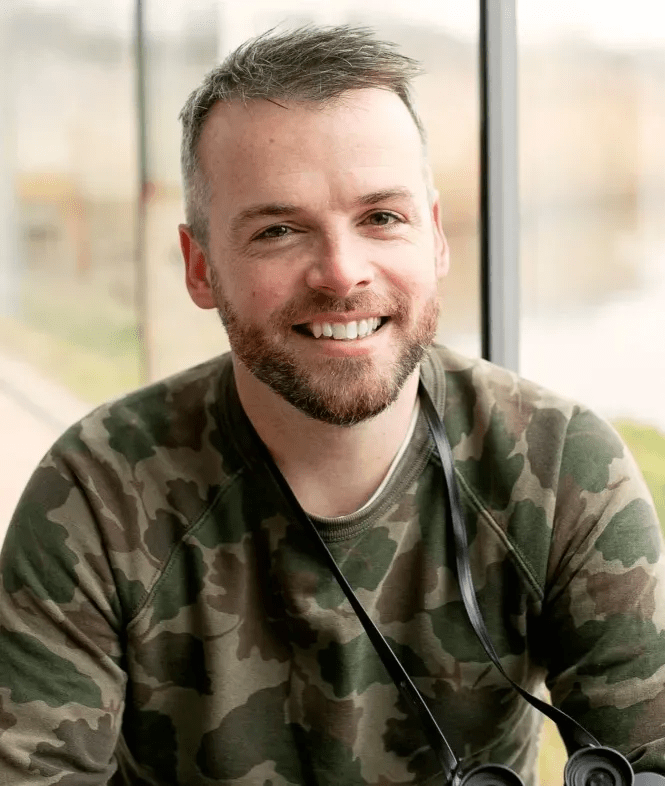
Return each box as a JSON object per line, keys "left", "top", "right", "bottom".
{"left": 1, "top": 2, "right": 664, "bottom": 779}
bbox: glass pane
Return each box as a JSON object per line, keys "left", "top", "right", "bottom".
{"left": 0, "top": 0, "right": 139, "bottom": 527}
{"left": 1, "top": 1, "right": 139, "bottom": 402}
{"left": 518, "top": 3, "right": 665, "bottom": 518}
{"left": 141, "top": 0, "right": 481, "bottom": 381}
{"left": 518, "top": 6, "right": 665, "bottom": 784}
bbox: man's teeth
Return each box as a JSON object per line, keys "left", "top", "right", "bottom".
{"left": 310, "top": 318, "right": 382, "bottom": 340}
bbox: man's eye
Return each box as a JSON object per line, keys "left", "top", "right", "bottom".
{"left": 255, "top": 225, "right": 293, "bottom": 240}
{"left": 366, "top": 211, "right": 401, "bottom": 227}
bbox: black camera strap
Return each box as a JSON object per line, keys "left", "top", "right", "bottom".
{"left": 259, "top": 422, "right": 460, "bottom": 781}
{"left": 255, "top": 375, "right": 603, "bottom": 779}
{"left": 417, "top": 379, "right": 600, "bottom": 754}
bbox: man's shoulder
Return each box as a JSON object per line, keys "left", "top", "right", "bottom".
{"left": 56, "top": 353, "right": 233, "bottom": 466}
{"left": 423, "top": 345, "right": 645, "bottom": 590}
{"left": 426, "top": 344, "right": 579, "bottom": 423}
{"left": 12, "top": 353, "right": 241, "bottom": 544}
{"left": 41, "top": 353, "right": 249, "bottom": 535}
{"left": 424, "top": 344, "right": 623, "bottom": 455}
{"left": 425, "top": 343, "right": 626, "bottom": 475}
{"left": 3, "top": 353, "right": 242, "bottom": 620}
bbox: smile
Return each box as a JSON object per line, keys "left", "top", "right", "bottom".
{"left": 296, "top": 317, "right": 387, "bottom": 341}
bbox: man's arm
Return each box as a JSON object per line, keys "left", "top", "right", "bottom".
{"left": 0, "top": 450, "right": 125, "bottom": 783}
{"left": 539, "top": 408, "right": 665, "bottom": 774}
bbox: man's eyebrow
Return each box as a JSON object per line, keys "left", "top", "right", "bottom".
{"left": 229, "top": 189, "right": 417, "bottom": 235}
{"left": 230, "top": 203, "right": 299, "bottom": 235}
{"left": 354, "top": 188, "right": 416, "bottom": 206}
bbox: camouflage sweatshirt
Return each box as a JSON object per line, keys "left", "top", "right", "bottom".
{"left": 1, "top": 345, "right": 664, "bottom": 785}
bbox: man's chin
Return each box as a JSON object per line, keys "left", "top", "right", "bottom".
{"left": 249, "top": 343, "right": 426, "bottom": 426}
{"left": 249, "top": 364, "right": 387, "bottom": 426}
{"left": 281, "top": 381, "right": 399, "bottom": 427}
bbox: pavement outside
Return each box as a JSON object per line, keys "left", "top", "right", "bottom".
{"left": 0, "top": 351, "right": 90, "bottom": 543}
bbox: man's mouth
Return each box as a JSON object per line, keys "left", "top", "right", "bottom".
{"left": 294, "top": 317, "right": 388, "bottom": 341}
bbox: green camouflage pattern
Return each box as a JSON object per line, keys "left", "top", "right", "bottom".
{"left": 1, "top": 344, "right": 664, "bottom": 784}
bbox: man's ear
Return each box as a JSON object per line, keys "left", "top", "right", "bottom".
{"left": 431, "top": 194, "right": 450, "bottom": 279}
{"left": 179, "top": 224, "right": 216, "bottom": 309}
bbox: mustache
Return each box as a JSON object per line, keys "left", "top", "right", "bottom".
{"left": 276, "top": 291, "right": 407, "bottom": 325}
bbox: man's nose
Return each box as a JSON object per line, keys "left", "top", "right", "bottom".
{"left": 304, "top": 233, "right": 375, "bottom": 298}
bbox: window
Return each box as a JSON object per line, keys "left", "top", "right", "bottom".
{"left": 518, "top": 1, "right": 665, "bottom": 527}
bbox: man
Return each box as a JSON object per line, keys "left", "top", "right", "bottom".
{"left": 1, "top": 25, "right": 664, "bottom": 785}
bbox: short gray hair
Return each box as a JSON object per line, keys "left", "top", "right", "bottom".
{"left": 178, "top": 25, "right": 427, "bottom": 247}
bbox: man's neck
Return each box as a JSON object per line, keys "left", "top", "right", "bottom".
{"left": 233, "top": 360, "right": 421, "bottom": 517}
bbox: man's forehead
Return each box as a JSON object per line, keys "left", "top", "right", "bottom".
{"left": 195, "top": 89, "right": 431, "bottom": 215}
{"left": 198, "top": 88, "right": 422, "bottom": 154}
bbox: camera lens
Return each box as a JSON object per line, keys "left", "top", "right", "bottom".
{"left": 564, "top": 747, "right": 634, "bottom": 786}
{"left": 457, "top": 763, "right": 525, "bottom": 786}
{"left": 586, "top": 767, "right": 620, "bottom": 786}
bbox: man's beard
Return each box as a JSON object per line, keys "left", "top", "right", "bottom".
{"left": 209, "top": 271, "right": 438, "bottom": 426}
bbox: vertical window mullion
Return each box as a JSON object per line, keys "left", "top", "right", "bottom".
{"left": 134, "top": 0, "right": 151, "bottom": 384}
{"left": 480, "top": 0, "right": 520, "bottom": 371}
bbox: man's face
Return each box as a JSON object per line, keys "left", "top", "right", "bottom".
{"left": 181, "top": 88, "right": 449, "bottom": 425}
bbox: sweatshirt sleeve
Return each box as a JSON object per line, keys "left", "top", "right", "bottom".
{"left": 540, "top": 406, "right": 665, "bottom": 774}
{"left": 0, "top": 447, "right": 125, "bottom": 784}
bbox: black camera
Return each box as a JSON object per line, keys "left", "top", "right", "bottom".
{"left": 453, "top": 746, "right": 665, "bottom": 786}
{"left": 564, "top": 746, "right": 634, "bottom": 786}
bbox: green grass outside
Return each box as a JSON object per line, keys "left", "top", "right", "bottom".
{"left": 0, "top": 279, "right": 141, "bottom": 404}
{"left": 0, "top": 314, "right": 140, "bottom": 404}
{"left": 613, "top": 420, "right": 665, "bottom": 530}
